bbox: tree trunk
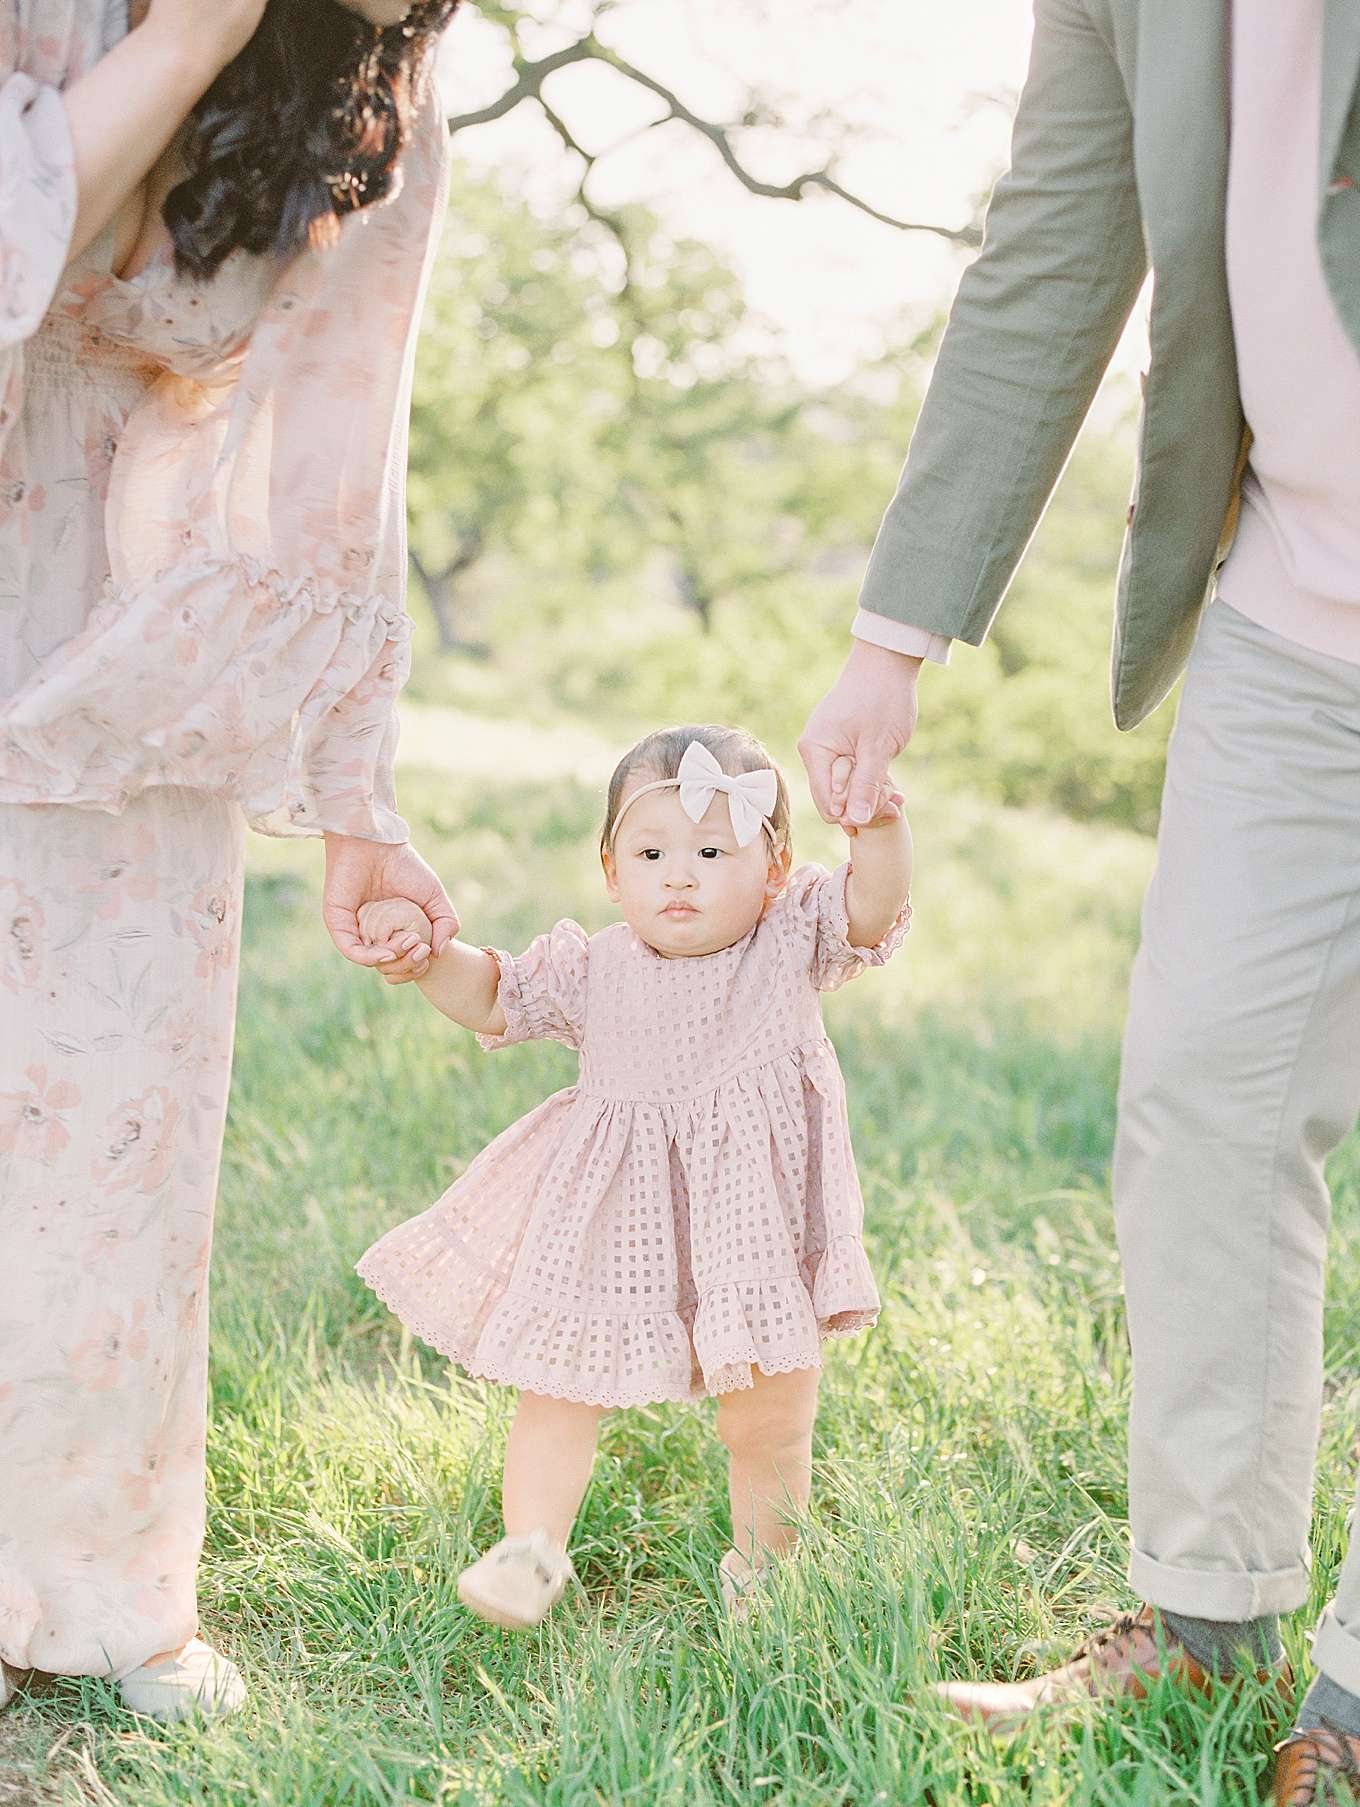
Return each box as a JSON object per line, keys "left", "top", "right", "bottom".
{"left": 674, "top": 555, "right": 714, "bottom": 633}
{"left": 410, "top": 532, "right": 487, "bottom": 656}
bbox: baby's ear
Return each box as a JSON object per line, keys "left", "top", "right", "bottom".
{"left": 765, "top": 843, "right": 793, "bottom": 897}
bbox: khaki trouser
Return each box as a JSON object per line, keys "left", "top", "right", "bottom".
{"left": 1114, "top": 598, "right": 1360, "bottom": 1690}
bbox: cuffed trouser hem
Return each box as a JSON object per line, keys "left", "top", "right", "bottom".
{"left": 1311, "top": 1607, "right": 1360, "bottom": 1697}
{"left": 1129, "top": 1545, "right": 1311, "bottom": 1620}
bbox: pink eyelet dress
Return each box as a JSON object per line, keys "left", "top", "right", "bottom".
{"left": 357, "top": 860, "right": 911, "bottom": 1408}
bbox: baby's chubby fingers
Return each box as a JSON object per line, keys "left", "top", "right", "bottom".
{"left": 359, "top": 899, "right": 409, "bottom": 944}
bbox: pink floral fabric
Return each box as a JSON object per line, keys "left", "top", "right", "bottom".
{"left": 0, "top": 0, "right": 449, "bottom": 1674}
{"left": 0, "top": 786, "right": 245, "bottom": 1677}
{"left": 0, "top": 0, "right": 451, "bottom": 840}
{"left": 358, "top": 862, "right": 911, "bottom": 1409}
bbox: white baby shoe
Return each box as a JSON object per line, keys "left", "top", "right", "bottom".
{"left": 118, "top": 1638, "right": 247, "bottom": 1722}
{"left": 457, "top": 1529, "right": 574, "bottom": 1630}
{"left": 0, "top": 1662, "right": 18, "bottom": 1711}
{"left": 718, "top": 1548, "right": 775, "bottom": 1621}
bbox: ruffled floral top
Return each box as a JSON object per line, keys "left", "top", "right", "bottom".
{"left": 357, "top": 861, "right": 911, "bottom": 1408}
{"left": 0, "top": 0, "right": 450, "bottom": 838}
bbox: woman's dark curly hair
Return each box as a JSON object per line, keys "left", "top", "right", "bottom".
{"left": 164, "top": 0, "right": 461, "bottom": 281}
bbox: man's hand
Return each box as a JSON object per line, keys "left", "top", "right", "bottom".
{"left": 841, "top": 787, "right": 906, "bottom": 837}
{"left": 322, "top": 835, "right": 457, "bottom": 979}
{"left": 798, "top": 641, "right": 922, "bottom": 827}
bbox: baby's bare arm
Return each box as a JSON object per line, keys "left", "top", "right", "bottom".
{"left": 358, "top": 898, "right": 506, "bottom": 1035}
{"left": 416, "top": 941, "right": 506, "bottom": 1036}
{"left": 843, "top": 808, "right": 913, "bottom": 948}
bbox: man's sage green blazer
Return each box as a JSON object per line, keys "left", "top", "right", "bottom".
{"left": 858, "top": 0, "right": 1360, "bottom": 727}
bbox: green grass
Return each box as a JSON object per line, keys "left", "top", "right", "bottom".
{"left": 7, "top": 715, "right": 1360, "bottom": 1806}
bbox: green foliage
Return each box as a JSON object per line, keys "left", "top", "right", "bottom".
{"left": 406, "top": 172, "right": 1171, "bottom": 832}
{"left": 406, "top": 169, "right": 638, "bottom": 649}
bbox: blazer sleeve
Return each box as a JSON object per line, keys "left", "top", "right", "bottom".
{"left": 856, "top": 0, "right": 1147, "bottom": 644}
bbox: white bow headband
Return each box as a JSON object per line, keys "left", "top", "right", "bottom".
{"left": 610, "top": 739, "right": 780, "bottom": 849}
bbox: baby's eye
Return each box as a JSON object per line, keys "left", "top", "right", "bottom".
{"left": 699, "top": 847, "right": 723, "bottom": 860}
{"left": 639, "top": 849, "right": 662, "bottom": 861}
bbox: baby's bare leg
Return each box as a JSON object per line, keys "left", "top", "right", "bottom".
{"left": 502, "top": 1390, "right": 606, "bottom": 1547}
{"left": 715, "top": 1367, "right": 821, "bottom": 1569}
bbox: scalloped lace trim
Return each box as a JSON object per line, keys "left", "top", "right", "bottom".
{"left": 475, "top": 950, "right": 565, "bottom": 1050}
{"left": 355, "top": 1253, "right": 876, "bottom": 1411}
{"left": 818, "top": 862, "right": 913, "bottom": 992}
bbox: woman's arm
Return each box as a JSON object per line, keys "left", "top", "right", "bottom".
{"left": 60, "top": 0, "right": 267, "bottom": 268}
{"left": 843, "top": 809, "right": 913, "bottom": 950}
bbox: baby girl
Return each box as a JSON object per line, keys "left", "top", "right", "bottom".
{"left": 355, "top": 723, "right": 912, "bottom": 1628}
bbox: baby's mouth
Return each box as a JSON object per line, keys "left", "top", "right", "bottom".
{"left": 662, "top": 902, "right": 698, "bottom": 916}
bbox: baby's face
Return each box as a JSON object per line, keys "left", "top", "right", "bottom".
{"left": 603, "top": 781, "right": 789, "bottom": 959}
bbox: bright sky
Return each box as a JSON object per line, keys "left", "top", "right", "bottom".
{"left": 437, "top": 0, "right": 1146, "bottom": 398}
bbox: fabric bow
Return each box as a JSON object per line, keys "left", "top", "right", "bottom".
{"left": 675, "top": 740, "right": 778, "bottom": 846}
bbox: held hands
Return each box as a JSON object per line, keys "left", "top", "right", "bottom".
{"left": 798, "top": 640, "right": 921, "bottom": 830}
{"left": 322, "top": 834, "right": 457, "bottom": 983}
{"left": 833, "top": 777, "right": 905, "bottom": 837}
{"left": 800, "top": 641, "right": 916, "bottom": 947}
{"left": 358, "top": 899, "right": 435, "bottom": 984}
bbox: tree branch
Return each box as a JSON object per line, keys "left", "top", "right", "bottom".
{"left": 446, "top": 33, "right": 982, "bottom": 248}
{"left": 445, "top": 39, "right": 596, "bottom": 131}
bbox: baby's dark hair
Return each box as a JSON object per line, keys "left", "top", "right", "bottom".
{"left": 599, "top": 724, "right": 792, "bottom": 862}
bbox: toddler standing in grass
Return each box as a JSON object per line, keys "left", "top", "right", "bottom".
{"left": 354, "top": 724, "right": 911, "bottom": 1628}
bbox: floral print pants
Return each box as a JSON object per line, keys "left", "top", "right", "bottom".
{"left": 0, "top": 787, "right": 244, "bottom": 1678}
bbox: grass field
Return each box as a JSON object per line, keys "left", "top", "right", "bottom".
{"left": 5, "top": 709, "right": 1360, "bottom": 1807}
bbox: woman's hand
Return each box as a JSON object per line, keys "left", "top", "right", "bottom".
{"left": 322, "top": 835, "right": 458, "bottom": 979}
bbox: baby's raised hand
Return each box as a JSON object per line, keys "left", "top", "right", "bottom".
{"left": 826, "top": 754, "right": 905, "bottom": 835}
{"left": 358, "top": 897, "right": 435, "bottom": 983}
{"left": 839, "top": 781, "right": 906, "bottom": 836}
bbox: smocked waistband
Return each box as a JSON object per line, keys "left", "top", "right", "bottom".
{"left": 25, "top": 313, "right": 160, "bottom": 389}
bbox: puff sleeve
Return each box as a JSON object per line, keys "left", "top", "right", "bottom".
{"left": 0, "top": 69, "right": 74, "bottom": 341}
{"left": 475, "top": 919, "right": 591, "bottom": 1053}
{"left": 0, "top": 60, "right": 77, "bottom": 458}
{"left": 777, "top": 859, "right": 912, "bottom": 993}
{"left": 0, "top": 66, "right": 451, "bottom": 842}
